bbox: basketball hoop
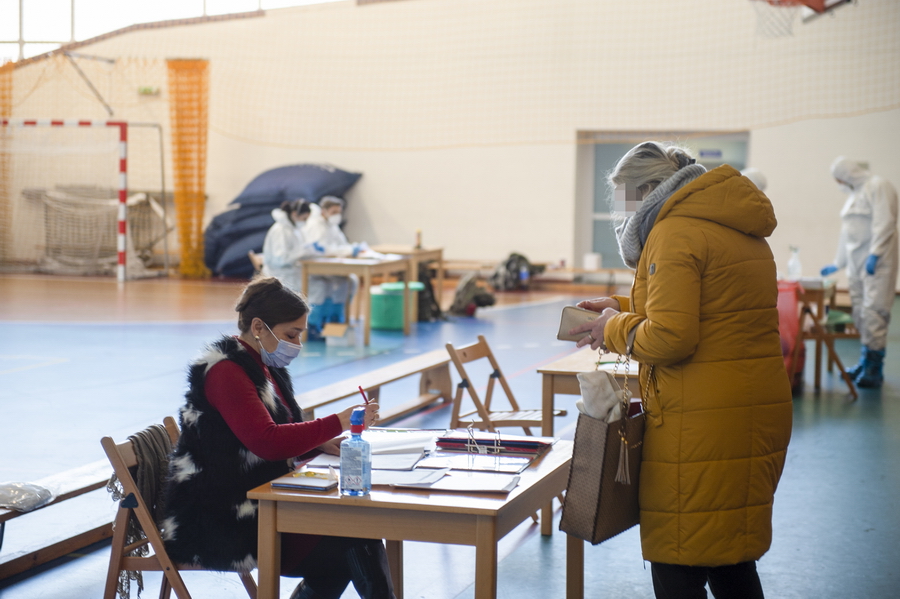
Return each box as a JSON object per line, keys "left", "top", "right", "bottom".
{"left": 750, "top": 0, "right": 802, "bottom": 38}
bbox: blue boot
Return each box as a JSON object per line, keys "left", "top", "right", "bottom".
{"left": 307, "top": 304, "right": 326, "bottom": 342}
{"left": 846, "top": 346, "right": 866, "bottom": 379}
{"left": 329, "top": 302, "right": 346, "bottom": 324}
{"left": 855, "top": 347, "right": 885, "bottom": 389}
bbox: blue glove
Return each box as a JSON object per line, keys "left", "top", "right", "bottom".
{"left": 820, "top": 264, "right": 838, "bottom": 276}
{"left": 351, "top": 243, "right": 361, "bottom": 258}
{"left": 866, "top": 254, "right": 878, "bottom": 275}
{"left": 312, "top": 242, "right": 325, "bottom": 254}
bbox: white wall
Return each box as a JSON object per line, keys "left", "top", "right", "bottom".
{"left": 8, "top": 0, "right": 899, "bottom": 275}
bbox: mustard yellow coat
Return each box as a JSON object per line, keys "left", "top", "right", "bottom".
{"left": 605, "top": 165, "right": 792, "bottom": 567}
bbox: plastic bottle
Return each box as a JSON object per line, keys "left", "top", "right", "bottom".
{"left": 340, "top": 407, "right": 371, "bottom": 496}
{"left": 787, "top": 246, "right": 802, "bottom": 280}
{"left": 415, "top": 229, "right": 422, "bottom": 250}
{"left": 518, "top": 264, "right": 530, "bottom": 290}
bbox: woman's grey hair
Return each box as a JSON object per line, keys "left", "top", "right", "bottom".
{"left": 608, "top": 141, "right": 697, "bottom": 199}
{"left": 320, "top": 196, "right": 345, "bottom": 210}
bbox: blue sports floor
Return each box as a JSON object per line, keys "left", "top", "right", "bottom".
{"left": 1, "top": 276, "right": 899, "bottom": 598}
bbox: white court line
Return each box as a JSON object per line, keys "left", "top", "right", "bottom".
{"left": 0, "top": 355, "right": 70, "bottom": 375}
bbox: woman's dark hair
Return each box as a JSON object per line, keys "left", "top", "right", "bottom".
{"left": 280, "top": 198, "right": 311, "bottom": 225}
{"left": 235, "top": 276, "right": 309, "bottom": 333}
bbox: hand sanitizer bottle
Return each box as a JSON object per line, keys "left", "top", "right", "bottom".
{"left": 340, "top": 407, "right": 371, "bottom": 496}
{"left": 787, "top": 246, "right": 803, "bottom": 281}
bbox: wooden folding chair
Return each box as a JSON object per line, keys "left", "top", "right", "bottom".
{"left": 446, "top": 335, "right": 566, "bottom": 435}
{"left": 101, "top": 416, "right": 258, "bottom": 599}
{"left": 247, "top": 251, "right": 265, "bottom": 275}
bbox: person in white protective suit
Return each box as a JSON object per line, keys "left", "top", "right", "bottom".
{"left": 261, "top": 199, "right": 325, "bottom": 293}
{"left": 820, "top": 157, "right": 898, "bottom": 388}
{"left": 303, "top": 196, "right": 363, "bottom": 339}
{"left": 741, "top": 167, "right": 768, "bottom": 192}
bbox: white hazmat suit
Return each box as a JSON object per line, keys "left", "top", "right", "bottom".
{"left": 261, "top": 208, "right": 320, "bottom": 293}
{"left": 828, "top": 157, "right": 898, "bottom": 353}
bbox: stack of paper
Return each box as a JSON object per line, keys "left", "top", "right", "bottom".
{"left": 436, "top": 431, "right": 554, "bottom": 456}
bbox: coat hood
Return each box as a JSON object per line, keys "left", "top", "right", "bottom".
{"left": 830, "top": 157, "right": 870, "bottom": 190}
{"left": 656, "top": 165, "right": 777, "bottom": 238}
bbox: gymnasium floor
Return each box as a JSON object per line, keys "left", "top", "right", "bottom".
{"left": 1, "top": 274, "right": 898, "bottom": 598}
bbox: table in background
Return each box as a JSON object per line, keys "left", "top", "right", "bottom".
{"left": 536, "top": 348, "right": 638, "bottom": 437}
{"left": 248, "top": 441, "right": 584, "bottom": 599}
{"left": 792, "top": 278, "right": 858, "bottom": 397}
{"left": 370, "top": 245, "right": 444, "bottom": 320}
{"left": 301, "top": 256, "right": 412, "bottom": 346}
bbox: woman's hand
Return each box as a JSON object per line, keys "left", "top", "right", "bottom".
{"left": 571, "top": 307, "right": 620, "bottom": 350}
{"left": 576, "top": 297, "right": 620, "bottom": 313}
{"left": 317, "top": 438, "right": 343, "bottom": 456}
{"left": 336, "top": 402, "right": 380, "bottom": 430}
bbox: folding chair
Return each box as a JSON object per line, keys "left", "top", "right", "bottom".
{"left": 247, "top": 250, "right": 265, "bottom": 275}
{"left": 446, "top": 335, "right": 566, "bottom": 435}
{"left": 101, "top": 416, "right": 258, "bottom": 599}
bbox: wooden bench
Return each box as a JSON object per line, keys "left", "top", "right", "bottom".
{"left": 0, "top": 459, "right": 113, "bottom": 579}
{"left": 297, "top": 349, "right": 453, "bottom": 423}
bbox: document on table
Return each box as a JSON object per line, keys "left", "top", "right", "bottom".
{"left": 373, "top": 469, "right": 520, "bottom": 493}
{"left": 372, "top": 468, "right": 448, "bottom": 487}
{"left": 307, "top": 451, "right": 424, "bottom": 471}
{"left": 416, "top": 451, "right": 533, "bottom": 474}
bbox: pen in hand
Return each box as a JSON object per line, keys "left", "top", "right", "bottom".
{"left": 358, "top": 385, "right": 370, "bottom": 405}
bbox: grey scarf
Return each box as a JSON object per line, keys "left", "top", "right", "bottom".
{"left": 615, "top": 164, "right": 707, "bottom": 269}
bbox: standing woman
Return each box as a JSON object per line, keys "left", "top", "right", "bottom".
{"left": 161, "top": 277, "right": 395, "bottom": 599}
{"left": 570, "top": 142, "right": 792, "bottom": 598}
{"left": 261, "top": 198, "right": 322, "bottom": 293}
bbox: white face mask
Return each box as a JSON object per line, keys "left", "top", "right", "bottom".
{"left": 327, "top": 213, "right": 342, "bottom": 226}
{"left": 257, "top": 323, "right": 302, "bottom": 368}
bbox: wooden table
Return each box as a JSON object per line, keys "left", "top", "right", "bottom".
{"left": 301, "top": 256, "right": 412, "bottom": 346}
{"left": 248, "top": 441, "right": 584, "bottom": 599}
{"left": 370, "top": 245, "right": 444, "bottom": 320}
{"left": 791, "top": 278, "right": 858, "bottom": 398}
{"left": 536, "top": 348, "right": 638, "bottom": 437}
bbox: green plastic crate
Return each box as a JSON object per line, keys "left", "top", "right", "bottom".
{"left": 370, "top": 281, "right": 424, "bottom": 330}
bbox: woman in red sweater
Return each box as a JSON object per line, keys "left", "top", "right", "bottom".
{"left": 161, "top": 276, "right": 394, "bottom": 599}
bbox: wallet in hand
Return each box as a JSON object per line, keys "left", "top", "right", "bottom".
{"left": 556, "top": 306, "right": 599, "bottom": 341}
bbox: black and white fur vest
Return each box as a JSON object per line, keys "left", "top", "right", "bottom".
{"left": 161, "top": 335, "right": 302, "bottom": 572}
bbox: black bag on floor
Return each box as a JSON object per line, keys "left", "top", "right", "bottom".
{"left": 417, "top": 264, "right": 443, "bottom": 322}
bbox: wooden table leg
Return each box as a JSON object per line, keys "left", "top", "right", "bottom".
{"left": 541, "top": 374, "right": 555, "bottom": 536}
{"left": 386, "top": 540, "right": 404, "bottom": 599}
{"left": 436, "top": 253, "right": 444, "bottom": 306}
{"left": 566, "top": 533, "right": 584, "bottom": 599}
{"left": 361, "top": 270, "right": 371, "bottom": 346}
{"left": 257, "top": 500, "right": 280, "bottom": 599}
{"left": 300, "top": 269, "right": 310, "bottom": 344}
{"left": 474, "top": 516, "right": 498, "bottom": 599}
{"left": 403, "top": 262, "right": 411, "bottom": 336}
{"left": 409, "top": 257, "right": 419, "bottom": 323}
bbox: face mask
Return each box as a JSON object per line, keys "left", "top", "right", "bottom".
{"left": 257, "top": 323, "right": 302, "bottom": 368}
{"left": 327, "top": 214, "right": 342, "bottom": 226}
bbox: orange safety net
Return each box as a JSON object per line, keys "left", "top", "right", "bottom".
{"left": 167, "top": 59, "right": 210, "bottom": 278}
{"left": 0, "top": 61, "right": 12, "bottom": 261}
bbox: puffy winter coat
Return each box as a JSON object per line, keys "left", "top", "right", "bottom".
{"left": 160, "top": 336, "right": 301, "bottom": 572}
{"left": 604, "top": 165, "right": 793, "bottom": 566}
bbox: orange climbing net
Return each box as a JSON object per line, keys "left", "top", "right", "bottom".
{"left": 0, "top": 62, "right": 12, "bottom": 262}
{"left": 167, "top": 59, "right": 210, "bottom": 279}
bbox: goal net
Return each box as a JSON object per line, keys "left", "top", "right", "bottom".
{"left": 0, "top": 120, "right": 170, "bottom": 280}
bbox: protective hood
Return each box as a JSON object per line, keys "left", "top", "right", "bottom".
{"left": 270, "top": 208, "right": 295, "bottom": 228}
{"left": 656, "top": 165, "right": 777, "bottom": 239}
{"left": 830, "top": 157, "right": 870, "bottom": 190}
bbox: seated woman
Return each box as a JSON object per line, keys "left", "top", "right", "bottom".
{"left": 160, "top": 276, "right": 395, "bottom": 599}
{"left": 303, "top": 196, "right": 362, "bottom": 338}
{"left": 261, "top": 198, "right": 323, "bottom": 293}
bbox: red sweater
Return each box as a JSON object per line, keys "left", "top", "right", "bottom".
{"left": 204, "top": 337, "right": 343, "bottom": 571}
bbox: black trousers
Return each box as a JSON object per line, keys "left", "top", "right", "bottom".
{"left": 285, "top": 536, "right": 396, "bottom": 599}
{"left": 651, "top": 561, "right": 764, "bottom": 599}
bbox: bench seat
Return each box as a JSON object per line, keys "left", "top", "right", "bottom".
{"left": 297, "top": 349, "right": 452, "bottom": 423}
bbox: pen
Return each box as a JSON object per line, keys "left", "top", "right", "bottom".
{"left": 358, "top": 385, "right": 370, "bottom": 405}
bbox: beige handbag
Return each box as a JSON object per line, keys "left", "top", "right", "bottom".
{"left": 559, "top": 353, "right": 647, "bottom": 544}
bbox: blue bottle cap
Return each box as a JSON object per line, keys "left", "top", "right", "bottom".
{"left": 350, "top": 406, "right": 366, "bottom": 427}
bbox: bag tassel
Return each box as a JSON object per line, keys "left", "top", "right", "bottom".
{"left": 615, "top": 432, "right": 631, "bottom": 485}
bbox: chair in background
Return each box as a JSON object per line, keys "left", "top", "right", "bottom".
{"left": 247, "top": 250, "right": 265, "bottom": 275}
{"left": 101, "top": 416, "right": 257, "bottom": 599}
{"left": 446, "top": 335, "right": 566, "bottom": 435}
